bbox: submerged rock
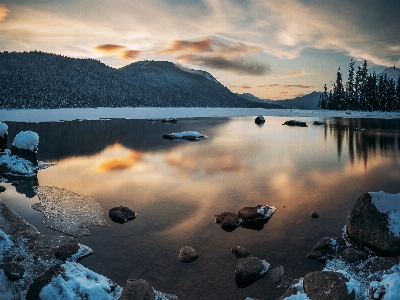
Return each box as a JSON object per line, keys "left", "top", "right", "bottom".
{"left": 346, "top": 192, "right": 400, "bottom": 256}
{"left": 269, "top": 265, "right": 284, "bottom": 283}
{"left": 179, "top": 246, "right": 199, "bottom": 263}
{"left": 215, "top": 212, "right": 242, "bottom": 231}
{"left": 109, "top": 206, "right": 137, "bottom": 223}
{"left": 234, "top": 257, "right": 269, "bottom": 284}
{"left": 231, "top": 246, "right": 250, "bottom": 258}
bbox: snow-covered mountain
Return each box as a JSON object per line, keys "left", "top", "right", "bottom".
{"left": 0, "top": 51, "right": 280, "bottom": 109}
{"left": 377, "top": 66, "right": 399, "bottom": 82}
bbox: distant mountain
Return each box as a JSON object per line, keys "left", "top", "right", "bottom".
{"left": 0, "top": 51, "right": 282, "bottom": 109}
{"left": 237, "top": 91, "right": 320, "bottom": 110}
{"left": 377, "top": 67, "right": 399, "bottom": 82}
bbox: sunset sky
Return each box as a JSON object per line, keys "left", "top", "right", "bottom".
{"left": 1, "top": 0, "right": 399, "bottom": 100}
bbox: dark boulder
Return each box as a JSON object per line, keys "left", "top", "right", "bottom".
{"left": 255, "top": 115, "right": 265, "bottom": 124}
{"left": 303, "top": 271, "right": 355, "bottom": 300}
{"left": 370, "top": 257, "right": 400, "bottom": 273}
{"left": 268, "top": 265, "right": 284, "bottom": 284}
{"left": 10, "top": 145, "right": 38, "bottom": 165}
{"left": 119, "top": 279, "right": 155, "bottom": 300}
{"left": 215, "top": 212, "right": 242, "bottom": 231}
{"left": 346, "top": 192, "right": 400, "bottom": 256}
{"left": 179, "top": 246, "right": 199, "bottom": 263}
{"left": 1, "top": 262, "right": 25, "bottom": 281}
{"left": 234, "top": 257, "right": 269, "bottom": 284}
{"left": 0, "top": 186, "right": 5, "bottom": 193}
{"left": 109, "top": 206, "right": 137, "bottom": 223}
{"left": 231, "top": 246, "right": 250, "bottom": 258}
{"left": 54, "top": 242, "right": 80, "bottom": 261}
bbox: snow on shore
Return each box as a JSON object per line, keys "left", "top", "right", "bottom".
{"left": 1, "top": 107, "right": 399, "bottom": 122}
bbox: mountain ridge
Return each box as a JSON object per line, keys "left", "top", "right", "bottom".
{"left": 0, "top": 51, "right": 282, "bottom": 110}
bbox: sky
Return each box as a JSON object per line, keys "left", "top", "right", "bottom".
{"left": 0, "top": 0, "right": 399, "bottom": 100}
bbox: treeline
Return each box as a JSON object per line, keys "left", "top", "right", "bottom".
{"left": 319, "top": 59, "right": 400, "bottom": 111}
{"left": 0, "top": 51, "right": 280, "bottom": 109}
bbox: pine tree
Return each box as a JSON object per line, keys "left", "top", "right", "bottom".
{"left": 346, "top": 59, "right": 356, "bottom": 110}
{"left": 333, "top": 67, "right": 345, "bottom": 110}
{"left": 318, "top": 84, "right": 328, "bottom": 109}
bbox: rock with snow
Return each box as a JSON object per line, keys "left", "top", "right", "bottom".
{"left": 27, "top": 262, "right": 122, "bottom": 300}
{"left": 163, "top": 131, "right": 207, "bottom": 140}
{"left": 282, "top": 120, "right": 308, "bottom": 127}
{"left": 120, "top": 279, "right": 155, "bottom": 300}
{"left": 109, "top": 206, "right": 137, "bottom": 223}
{"left": 178, "top": 246, "right": 199, "bottom": 263}
{"left": 215, "top": 212, "right": 242, "bottom": 231}
{"left": 231, "top": 246, "right": 250, "bottom": 258}
{"left": 234, "top": 257, "right": 269, "bottom": 285}
{"left": 254, "top": 115, "right": 265, "bottom": 124}
{"left": 303, "top": 271, "right": 355, "bottom": 300}
{"left": 11, "top": 131, "right": 39, "bottom": 165}
{"left": 161, "top": 118, "right": 177, "bottom": 123}
{"left": 237, "top": 205, "right": 276, "bottom": 223}
{"left": 277, "top": 278, "right": 304, "bottom": 300}
{"left": 307, "top": 236, "right": 346, "bottom": 262}
{"left": 54, "top": 242, "right": 92, "bottom": 262}
{"left": 370, "top": 257, "right": 400, "bottom": 273}
{"left": 0, "top": 149, "right": 39, "bottom": 178}
{"left": 346, "top": 192, "right": 400, "bottom": 256}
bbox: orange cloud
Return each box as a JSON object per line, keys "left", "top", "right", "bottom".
{"left": 94, "top": 44, "right": 126, "bottom": 54}
{"left": 120, "top": 50, "right": 140, "bottom": 60}
{"left": 98, "top": 150, "right": 142, "bottom": 172}
{"left": 284, "top": 71, "right": 302, "bottom": 76}
{"left": 0, "top": 4, "right": 9, "bottom": 21}
{"left": 315, "top": 71, "right": 327, "bottom": 77}
{"left": 237, "top": 84, "right": 252, "bottom": 89}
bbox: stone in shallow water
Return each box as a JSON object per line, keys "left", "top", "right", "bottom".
{"left": 179, "top": 246, "right": 199, "bottom": 263}
{"left": 231, "top": 246, "right": 250, "bottom": 258}
{"left": 109, "top": 206, "right": 137, "bottom": 223}
{"left": 31, "top": 186, "right": 108, "bottom": 238}
{"left": 269, "top": 265, "right": 284, "bottom": 283}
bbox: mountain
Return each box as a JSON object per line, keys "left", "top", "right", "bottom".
{"left": 237, "top": 91, "right": 320, "bottom": 110}
{"left": 0, "top": 51, "right": 282, "bottom": 109}
{"left": 377, "top": 67, "right": 399, "bottom": 82}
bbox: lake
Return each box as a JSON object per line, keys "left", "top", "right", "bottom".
{"left": 2, "top": 115, "right": 400, "bottom": 299}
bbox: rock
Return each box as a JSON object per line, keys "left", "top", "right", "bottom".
{"left": 163, "top": 131, "right": 207, "bottom": 140}
{"left": 215, "top": 212, "right": 242, "bottom": 231}
{"left": 255, "top": 115, "right": 265, "bottom": 124}
{"left": 26, "top": 264, "right": 64, "bottom": 300}
{"left": 234, "top": 257, "right": 269, "bottom": 284}
{"left": 281, "top": 275, "right": 294, "bottom": 287}
{"left": 346, "top": 192, "right": 400, "bottom": 256}
{"left": 342, "top": 248, "right": 360, "bottom": 262}
{"left": 370, "top": 257, "right": 400, "bottom": 273}
{"left": 231, "top": 246, "right": 250, "bottom": 258}
{"left": 307, "top": 237, "right": 346, "bottom": 262}
{"left": 1, "top": 262, "right": 25, "bottom": 281}
{"left": 269, "top": 265, "right": 284, "bottom": 283}
{"left": 303, "top": 271, "right": 355, "bottom": 300}
{"left": 109, "top": 206, "right": 137, "bottom": 223}
{"left": 237, "top": 205, "right": 276, "bottom": 223}
{"left": 310, "top": 211, "right": 319, "bottom": 218}
{"left": 179, "top": 246, "right": 199, "bottom": 263}
{"left": 0, "top": 186, "right": 5, "bottom": 193}
{"left": 54, "top": 242, "right": 80, "bottom": 261}
{"left": 277, "top": 278, "right": 303, "bottom": 299}
{"left": 120, "top": 279, "right": 155, "bottom": 300}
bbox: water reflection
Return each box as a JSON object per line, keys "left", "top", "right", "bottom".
{"left": 2, "top": 116, "right": 400, "bottom": 300}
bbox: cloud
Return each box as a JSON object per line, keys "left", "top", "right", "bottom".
{"left": 259, "top": 84, "right": 314, "bottom": 89}
{"left": 237, "top": 84, "right": 251, "bottom": 89}
{"left": 94, "top": 44, "right": 126, "bottom": 54}
{"left": 177, "top": 53, "right": 270, "bottom": 75}
{"left": 98, "top": 150, "right": 143, "bottom": 172}
{"left": 120, "top": 50, "right": 141, "bottom": 60}
{"left": 284, "top": 71, "right": 302, "bottom": 76}
{"left": 158, "top": 39, "right": 214, "bottom": 54}
{"left": 0, "top": 4, "right": 9, "bottom": 21}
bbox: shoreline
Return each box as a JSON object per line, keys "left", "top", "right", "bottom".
{"left": 1, "top": 107, "right": 400, "bottom": 122}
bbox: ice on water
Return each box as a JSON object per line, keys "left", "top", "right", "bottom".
{"left": 31, "top": 186, "right": 108, "bottom": 238}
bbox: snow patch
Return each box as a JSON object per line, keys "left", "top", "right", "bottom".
{"left": 0, "top": 150, "right": 38, "bottom": 178}
{"left": 39, "top": 262, "right": 122, "bottom": 300}
{"left": 370, "top": 191, "right": 400, "bottom": 237}
{"left": 12, "top": 130, "right": 39, "bottom": 151}
{"left": 260, "top": 259, "right": 270, "bottom": 276}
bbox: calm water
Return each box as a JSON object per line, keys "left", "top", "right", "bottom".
{"left": 2, "top": 116, "right": 400, "bottom": 300}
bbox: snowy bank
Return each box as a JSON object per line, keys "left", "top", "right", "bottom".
{"left": 1, "top": 107, "right": 399, "bottom": 122}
